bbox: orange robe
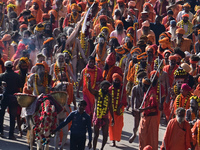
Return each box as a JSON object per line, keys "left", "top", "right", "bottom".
{"left": 108, "top": 85, "right": 127, "bottom": 141}
{"left": 163, "top": 64, "right": 178, "bottom": 87}
{"left": 103, "top": 66, "right": 123, "bottom": 83}
{"left": 161, "top": 118, "right": 191, "bottom": 150}
{"left": 126, "top": 61, "right": 135, "bottom": 83}
{"left": 92, "top": 23, "right": 114, "bottom": 38}
{"left": 191, "top": 120, "right": 200, "bottom": 150}
{"left": 29, "top": 7, "right": 43, "bottom": 23}
{"left": 139, "top": 88, "right": 158, "bottom": 150}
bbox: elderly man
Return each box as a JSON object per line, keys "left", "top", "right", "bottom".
{"left": 34, "top": 23, "right": 45, "bottom": 51}
{"left": 175, "top": 28, "right": 193, "bottom": 53}
{"left": 177, "top": 14, "right": 193, "bottom": 38}
{"left": 137, "top": 20, "right": 156, "bottom": 44}
{"left": 161, "top": 107, "right": 192, "bottom": 150}
{"left": 167, "top": 20, "right": 178, "bottom": 42}
{"left": 50, "top": 53, "right": 75, "bottom": 83}
{"left": 110, "top": 20, "right": 126, "bottom": 45}
{"left": 108, "top": 73, "right": 127, "bottom": 146}
{"left": 176, "top": 2, "right": 194, "bottom": 22}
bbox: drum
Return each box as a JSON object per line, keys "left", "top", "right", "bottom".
{"left": 50, "top": 91, "right": 68, "bottom": 106}
{"left": 14, "top": 93, "right": 37, "bottom": 107}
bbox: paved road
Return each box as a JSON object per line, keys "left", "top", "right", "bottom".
{"left": 0, "top": 109, "right": 167, "bottom": 150}
{"left": 0, "top": 90, "right": 167, "bottom": 150}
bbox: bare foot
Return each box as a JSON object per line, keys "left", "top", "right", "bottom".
{"left": 110, "top": 141, "right": 116, "bottom": 147}
{"left": 129, "top": 134, "right": 136, "bottom": 143}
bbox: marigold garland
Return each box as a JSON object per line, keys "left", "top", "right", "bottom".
{"left": 54, "top": 63, "right": 69, "bottom": 82}
{"left": 35, "top": 73, "right": 48, "bottom": 95}
{"left": 180, "top": 20, "right": 192, "bottom": 35}
{"left": 97, "top": 89, "right": 109, "bottom": 119}
{"left": 176, "top": 92, "right": 191, "bottom": 109}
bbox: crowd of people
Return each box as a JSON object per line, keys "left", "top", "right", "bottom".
{"left": 0, "top": 0, "right": 199, "bottom": 149}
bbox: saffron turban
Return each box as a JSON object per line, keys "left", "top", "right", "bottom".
{"left": 145, "top": 45, "right": 156, "bottom": 55}
{"left": 147, "top": 34, "right": 155, "bottom": 44}
{"left": 71, "top": 3, "right": 81, "bottom": 11}
{"left": 32, "top": 0, "right": 41, "bottom": 7}
{"left": 35, "top": 63, "right": 45, "bottom": 67}
{"left": 130, "top": 47, "right": 142, "bottom": 54}
{"left": 150, "top": 70, "right": 159, "bottom": 78}
{"left": 183, "top": 3, "right": 191, "bottom": 8}
{"left": 181, "top": 83, "right": 191, "bottom": 91}
{"left": 99, "top": 15, "right": 108, "bottom": 21}
{"left": 106, "top": 52, "right": 116, "bottom": 66}
{"left": 182, "top": 13, "right": 189, "bottom": 18}
{"left": 176, "top": 28, "right": 185, "bottom": 34}
{"left": 142, "top": 20, "right": 150, "bottom": 27}
{"left": 19, "top": 24, "right": 28, "bottom": 29}
{"left": 143, "top": 2, "right": 153, "bottom": 11}
{"left": 128, "top": 1, "right": 136, "bottom": 7}
{"left": 126, "top": 27, "right": 134, "bottom": 33}
{"left": 169, "top": 55, "right": 177, "bottom": 61}
{"left": 143, "top": 145, "right": 153, "bottom": 150}
{"left": 137, "top": 52, "right": 148, "bottom": 60}
{"left": 112, "top": 73, "right": 122, "bottom": 82}
{"left": 43, "top": 37, "right": 54, "bottom": 45}
{"left": 1, "top": 34, "right": 11, "bottom": 42}
{"left": 115, "top": 20, "right": 124, "bottom": 27}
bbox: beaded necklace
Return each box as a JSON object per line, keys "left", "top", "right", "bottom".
{"left": 97, "top": 89, "right": 109, "bottom": 118}
{"left": 134, "top": 62, "right": 147, "bottom": 85}
{"left": 69, "top": 13, "right": 79, "bottom": 23}
{"left": 174, "top": 84, "right": 179, "bottom": 96}
{"left": 176, "top": 92, "right": 191, "bottom": 109}
{"left": 111, "top": 87, "right": 120, "bottom": 112}
{"left": 156, "top": 81, "right": 160, "bottom": 103}
{"left": 85, "top": 65, "right": 97, "bottom": 89}
{"left": 34, "top": 74, "right": 48, "bottom": 95}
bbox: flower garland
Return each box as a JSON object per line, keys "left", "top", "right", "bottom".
{"left": 69, "top": 13, "right": 79, "bottom": 24}
{"left": 111, "top": 87, "right": 122, "bottom": 114}
{"left": 35, "top": 73, "right": 48, "bottom": 95}
{"left": 156, "top": 81, "right": 160, "bottom": 103}
{"left": 176, "top": 92, "right": 191, "bottom": 109}
{"left": 119, "top": 55, "right": 127, "bottom": 68}
{"left": 133, "top": 62, "right": 147, "bottom": 85}
{"left": 54, "top": 63, "right": 69, "bottom": 82}
{"left": 33, "top": 99, "right": 57, "bottom": 145}
{"left": 97, "top": 89, "right": 109, "bottom": 119}
{"left": 85, "top": 65, "right": 97, "bottom": 89}
{"left": 180, "top": 20, "right": 192, "bottom": 35}
{"left": 174, "top": 84, "right": 178, "bottom": 96}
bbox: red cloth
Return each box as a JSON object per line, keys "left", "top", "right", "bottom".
{"left": 104, "top": 66, "right": 123, "bottom": 83}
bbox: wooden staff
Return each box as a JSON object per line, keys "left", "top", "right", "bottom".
{"left": 139, "top": 59, "right": 164, "bottom": 109}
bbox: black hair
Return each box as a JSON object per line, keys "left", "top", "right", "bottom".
{"left": 78, "top": 100, "right": 87, "bottom": 106}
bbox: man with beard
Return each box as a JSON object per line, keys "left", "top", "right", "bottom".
{"left": 145, "top": 45, "right": 156, "bottom": 71}
{"left": 176, "top": 3, "right": 194, "bottom": 22}
{"left": 175, "top": 28, "right": 193, "bottom": 53}
{"left": 92, "top": 33, "right": 109, "bottom": 71}
{"left": 186, "top": 96, "right": 200, "bottom": 125}
{"left": 138, "top": 77, "right": 159, "bottom": 150}
{"left": 34, "top": 23, "right": 45, "bottom": 51}
{"left": 50, "top": 53, "right": 75, "bottom": 84}
{"left": 93, "top": 15, "right": 114, "bottom": 39}
{"left": 163, "top": 55, "right": 178, "bottom": 87}
{"left": 137, "top": 20, "right": 155, "bottom": 44}
{"left": 110, "top": 20, "right": 126, "bottom": 45}
{"left": 177, "top": 14, "right": 193, "bottom": 38}
{"left": 129, "top": 69, "right": 146, "bottom": 143}
{"left": 88, "top": 78, "right": 114, "bottom": 150}
{"left": 64, "top": 3, "right": 81, "bottom": 27}
{"left": 108, "top": 73, "right": 127, "bottom": 146}
{"left": 161, "top": 107, "right": 192, "bottom": 150}
{"left": 113, "top": 0, "right": 127, "bottom": 16}
{"left": 29, "top": 0, "right": 43, "bottom": 23}
{"left": 77, "top": 56, "right": 103, "bottom": 116}
{"left": 0, "top": 61, "right": 22, "bottom": 140}
{"left": 150, "top": 15, "right": 166, "bottom": 45}
{"left": 167, "top": 20, "right": 178, "bottom": 42}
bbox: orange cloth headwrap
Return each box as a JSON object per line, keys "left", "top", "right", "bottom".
{"left": 182, "top": 13, "right": 189, "bottom": 18}
{"left": 1, "top": 34, "right": 11, "bottom": 42}
{"left": 48, "top": 9, "right": 58, "bottom": 20}
{"left": 112, "top": 73, "right": 122, "bottom": 82}
{"left": 176, "top": 28, "right": 185, "bottom": 35}
{"left": 130, "top": 47, "right": 142, "bottom": 54}
{"left": 137, "top": 52, "right": 148, "bottom": 60}
{"left": 32, "top": 0, "right": 41, "bottom": 8}
{"left": 115, "top": 20, "right": 124, "bottom": 27}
